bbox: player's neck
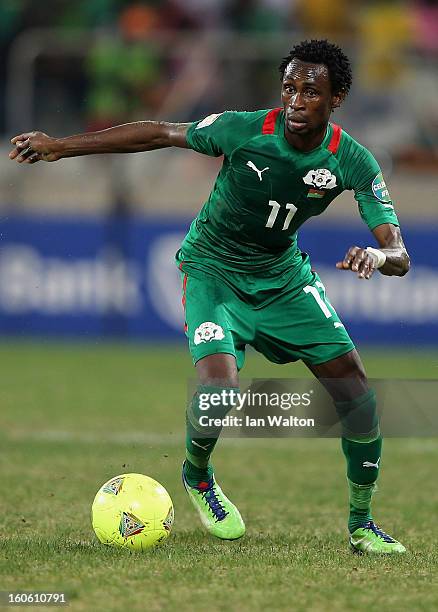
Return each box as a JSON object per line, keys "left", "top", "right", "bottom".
{"left": 284, "top": 125, "right": 328, "bottom": 153}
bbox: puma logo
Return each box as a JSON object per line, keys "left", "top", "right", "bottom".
{"left": 247, "top": 160, "right": 269, "bottom": 181}
{"left": 363, "top": 458, "right": 380, "bottom": 469}
{"left": 192, "top": 440, "right": 211, "bottom": 451}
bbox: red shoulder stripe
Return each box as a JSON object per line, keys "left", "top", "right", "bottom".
{"left": 262, "top": 108, "right": 282, "bottom": 134}
{"left": 327, "top": 123, "right": 342, "bottom": 153}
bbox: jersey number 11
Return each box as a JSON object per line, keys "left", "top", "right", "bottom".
{"left": 265, "top": 200, "right": 297, "bottom": 231}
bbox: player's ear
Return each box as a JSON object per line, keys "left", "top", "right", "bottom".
{"left": 331, "top": 92, "right": 345, "bottom": 110}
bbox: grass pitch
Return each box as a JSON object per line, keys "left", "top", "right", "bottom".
{"left": 1, "top": 343, "right": 438, "bottom": 611}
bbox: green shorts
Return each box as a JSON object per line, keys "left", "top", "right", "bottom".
{"left": 178, "top": 257, "right": 355, "bottom": 370}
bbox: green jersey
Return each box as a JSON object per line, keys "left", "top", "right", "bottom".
{"left": 179, "top": 108, "right": 398, "bottom": 278}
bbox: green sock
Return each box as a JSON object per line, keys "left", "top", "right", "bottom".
{"left": 184, "top": 385, "right": 238, "bottom": 487}
{"left": 184, "top": 459, "right": 214, "bottom": 488}
{"left": 342, "top": 436, "right": 382, "bottom": 532}
{"left": 335, "top": 389, "right": 382, "bottom": 532}
{"left": 347, "top": 479, "right": 377, "bottom": 533}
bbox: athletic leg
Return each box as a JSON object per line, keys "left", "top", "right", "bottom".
{"left": 185, "top": 353, "right": 238, "bottom": 481}
{"left": 182, "top": 352, "right": 245, "bottom": 539}
{"left": 179, "top": 270, "right": 250, "bottom": 539}
{"left": 251, "top": 266, "right": 404, "bottom": 552}
{"left": 307, "top": 349, "right": 405, "bottom": 554}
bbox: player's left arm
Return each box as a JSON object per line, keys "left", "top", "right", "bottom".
{"left": 337, "top": 141, "right": 410, "bottom": 280}
{"left": 371, "top": 223, "right": 410, "bottom": 276}
{"left": 336, "top": 223, "right": 410, "bottom": 279}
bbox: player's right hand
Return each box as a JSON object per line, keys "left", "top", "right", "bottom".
{"left": 9, "top": 131, "right": 61, "bottom": 164}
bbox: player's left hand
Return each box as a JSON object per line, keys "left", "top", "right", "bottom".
{"left": 336, "top": 246, "right": 376, "bottom": 280}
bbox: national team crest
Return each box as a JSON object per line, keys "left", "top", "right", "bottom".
{"left": 303, "top": 169, "right": 337, "bottom": 196}
{"left": 163, "top": 506, "right": 174, "bottom": 532}
{"left": 194, "top": 322, "right": 225, "bottom": 345}
{"left": 103, "top": 477, "right": 124, "bottom": 495}
{"left": 118, "top": 512, "right": 145, "bottom": 538}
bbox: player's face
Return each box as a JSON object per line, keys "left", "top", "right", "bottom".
{"left": 281, "top": 59, "right": 342, "bottom": 139}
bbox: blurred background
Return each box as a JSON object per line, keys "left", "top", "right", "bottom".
{"left": 0, "top": 0, "right": 437, "bottom": 346}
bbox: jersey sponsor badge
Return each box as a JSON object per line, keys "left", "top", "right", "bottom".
{"left": 303, "top": 169, "right": 337, "bottom": 190}
{"left": 194, "top": 321, "right": 225, "bottom": 345}
{"left": 372, "top": 172, "right": 392, "bottom": 203}
{"left": 195, "top": 113, "right": 223, "bottom": 129}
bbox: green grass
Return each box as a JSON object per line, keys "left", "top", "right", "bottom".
{"left": 1, "top": 342, "right": 438, "bottom": 611}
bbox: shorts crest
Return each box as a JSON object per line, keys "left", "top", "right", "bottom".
{"left": 194, "top": 321, "right": 225, "bottom": 345}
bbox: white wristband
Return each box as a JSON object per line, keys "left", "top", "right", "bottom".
{"left": 366, "top": 247, "right": 387, "bottom": 268}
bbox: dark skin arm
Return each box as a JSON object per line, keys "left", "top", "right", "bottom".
{"left": 8, "top": 121, "right": 191, "bottom": 163}
{"left": 336, "top": 223, "right": 410, "bottom": 279}
{"left": 9, "top": 127, "right": 410, "bottom": 279}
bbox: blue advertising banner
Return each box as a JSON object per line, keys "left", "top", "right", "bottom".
{"left": 0, "top": 215, "right": 437, "bottom": 345}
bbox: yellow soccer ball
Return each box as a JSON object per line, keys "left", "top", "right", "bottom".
{"left": 92, "top": 473, "right": 174, "bottom": 550}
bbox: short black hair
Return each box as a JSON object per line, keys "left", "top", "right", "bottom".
{"left": 279, "top": 39, "right": 352, "bottom": 97}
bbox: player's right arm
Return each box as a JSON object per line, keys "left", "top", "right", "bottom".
{"left": 8, "top": 121, "right": 191, "bottom": 164}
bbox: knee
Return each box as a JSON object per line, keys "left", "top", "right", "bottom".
{"left": 332, "top": 351, "right": 369, "bottom": 400}
{"left": 201, "top": 376, "right": 238, "bottom": 389}
{"left": 196, "top": 354, "right": 239, "bottom": 388}
{"left": 340, "top": 350, "right": 367, "bottom": 384}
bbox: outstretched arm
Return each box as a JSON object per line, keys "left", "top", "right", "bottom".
{"left": 9, "top": 121, "right": 191, "bottom": 164}
{"left": 336, "top": 223, "right": 410, "bottom": 279}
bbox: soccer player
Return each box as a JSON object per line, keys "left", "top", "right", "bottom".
{"left": 9, "top": 39, "right": 410, "bottom": 554}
